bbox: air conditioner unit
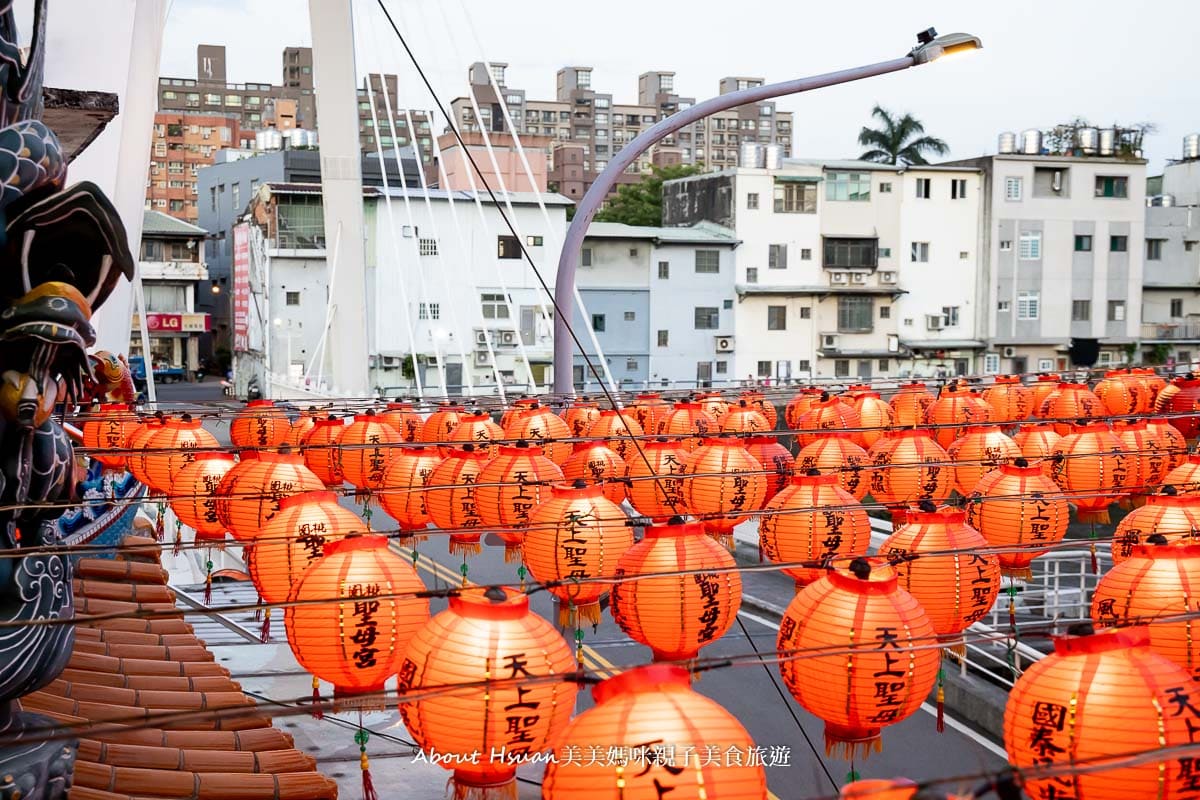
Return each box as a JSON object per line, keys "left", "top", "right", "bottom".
{"left": 822, "top": 334, "right": 838, "bottom": 350}
{"left": 501, "top": 330, "right": 517, "bottom": 345}
{"left": 850, "top": 272, "right": 867, "bottom": 285}
{"left": 474, "top": 329, "right": 488, "bottom": 346}
{"left": 926, "top": 315, "right": 945, "bottom": 331}
{"left": 1002, "top": 346, "right": 1017, "bottom": 358}
{"left": 715, "top": 336, "right": 735, "bottom": 353}
{"left": 473, "top": 350, "right": 491, "bottom": 367}
{"left": 879, "top": 271, "right": 898, "bottom": 284}
{"left": 381, "top": 356, "right": 401, "bottom": 367}
{"left": 830, "top": 272, "right": 848, "bottom": 284}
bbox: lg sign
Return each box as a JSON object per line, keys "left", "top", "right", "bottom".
{"left": 146, "top": 313, "right": 182, "bottom": 331}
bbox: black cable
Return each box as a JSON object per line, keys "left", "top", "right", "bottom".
{"left": 733, "top": 613, "right": 838, "bottom": 793}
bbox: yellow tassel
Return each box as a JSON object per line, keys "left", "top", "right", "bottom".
{"left": 1076, "top": 507, "right": 1111, "bottom": 525}
{"left": 823, "top": 727, "right": 883, "bottom": 761}
{"left": 706, "top": 531, "right": 735, "bottom": 551}
{"left": 448, "top": 776, "right": 518, "bottom": 800}
{"left": 448, "top": 538, "right": 482, "bottom": 557}
{"left": 1000, "top": 567, "right": 1033, "bottom": 581}
{"left": 502, "top": 544, "right": 522, "bottom": 563}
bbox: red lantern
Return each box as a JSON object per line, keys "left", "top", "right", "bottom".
{"left": 81, "top": 403, "right": 137, "bottom": 469}
{"left": 982, "top": 375, "right": 1032, "bottom": 422}
{"left": 560, "top": 398, "right": 600, "bottom": 437}
{"left": 760, "top": 472, "right": 870, "bottom": 587}
{"left": 229, "top": 400, "right": 288, "bottom": 450}
{"left": 721, "top": 400, "right": 771, "bottom": 434}
{"left": 504, "top": 403, "right": 572, "bottom": 465}
{"left": 1111, "top": 489, "right": 1200, "bottom": 564}
{"left": 126, "top": 415, "right": 166, "bottom": 488}
{"left": 796, "top": 393, "right": 860, "bottom": 447}
{"left": 1012, "top": 422, "right": 1062, "bottom": 478}
{"left": 1148, "top": 418, "right": 1189, "bottom": 471}
{"left": 625, "top": 439, "right": 689, "bottom": 520}
{"left": 215, "top": 449, "right": 325, "bottom": 541}
{"left": 338, "top": 412, "right": 400, "bottom": 493}
{"left": 889, "top": 382, "right": 934, "bottom": 428}
{"left": 611, "top": 519, "right": 741, "bottom": 661}
{"left": 420, "top": 403, "right": 464, "bottom": 444}
{"left": 967, "top": 459, "right": 1070, "bottom": 577}
{"left": 1050, "top": 422, "right": 1129, "bottom": 524}
{"left": 499, "top": 396, "right": 539, "bottom": 430}
{"left": 840, "top": 779, "right": 918, "bottom": 800}
{"left": 696, "top": 391, "right": 730, "bottom": 426}
{"left": 447, "top": 410, "right": 504, "bottom": 458}
{"left": 777, "top": 558, "right": 939, "bottom": 757}
{"left": 284, "top": 407, "right": 320, "bottom": 449}
{"left": 880, "top": 504, "right": 1000, "bottom": 641}
{"left": 683, "top": 437, "right": 767, "bottom": 547}
{"left": 143, "top": 415, "right": 219, "bottom": 494}
{"left": 745, "top": 435, "right": 794, "bottom": 502}
{"left": 424, "top": 444, "right": 492, "bottom": 555}
{"left": 1029, "top": 372, "right": 1062, "bottom": 412}
{"left": 1095, "top": 369, "right": 1152, "bottom": 416}
{"left": 379, "top": 446, "right": 444, "bottom": 534}
{"left": 562, "top": 441, "right": 627, "bottom": 504}
{"left": 523, "top": 482, "right": 633, "bottom": 625}
{"left": 475, "top": 442, "right": 564, "bottom": 558}
{"left": 630, "top": 392, "right": 671, "bottom": 435}
{"left": 1165, "top": 453, "right": 1200, "bottom": 495}
{"left": 924, "top": 381, "right": 990, "bottom": 448}
{"left": 945, "top": 424, "right": 1019, "bottom": 496}
{"left": 584, "top": 409, "right": 644, "bottom": 463}
{"left": 740, "top": 389, "right": 778, "bottom": 429}
{"left": 796, "top": 433, "right": 870, "bottom": 500}
{"left": 541, "top": 664, "right": 767, "bottom": 799}
{"left": 1038, "top": 382, "right": 1104, "bottom": 435}
{"left": 285, "top": 535, "right": 428, "bottom": 697}
{"left": 1004, "top": 625, "right": 1200, "bottom": 800}
{"left": 300, "top": 416, "right": 346, "bottom": 487}
{"left": 850, "top": 391, "right": 894, "bottom": 448}
{"left": 785, "top": 387, "right": 824, "bottom": 429}
{"left": 1114, "top": 418, "right": 1172, "bottom": 506}
{"left": 397, "top": 587, "right": 576, "bottom": 798}
{"left": 379, "top": 401, "right": 423, "bottom": 443}
{"left": 865, "top": 429, "right": 953, "bottom": 523}
{"left": 659, "top": 401, "right": 718, "bottom": 452}
{"left": 249, "top": 491, "right": 360, "bottom": 603}
{"left": 1160, "top": 374, "right": 1200, "bottom": 440}
{"left": 170, "top": 452, "right": 238, "bottom": 542}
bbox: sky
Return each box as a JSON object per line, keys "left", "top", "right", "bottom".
{"left": 159, "top": 0, "right": 1200, "bottom": 173}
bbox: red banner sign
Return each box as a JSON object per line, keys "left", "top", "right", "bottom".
{"left": 233, "top": 224, "right": 251, "bottom": 351}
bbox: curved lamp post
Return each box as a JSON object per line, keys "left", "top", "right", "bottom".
{"left": 551, "top": 29, "right": 982, "bottom": 394}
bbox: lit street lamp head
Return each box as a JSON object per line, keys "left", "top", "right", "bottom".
{"left": 910, "top": 29, "right": 983, "bottom": 64}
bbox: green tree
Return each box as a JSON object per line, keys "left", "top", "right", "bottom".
{"left": 857, "top": 105, "right": 949, "bottom": 165}
{"left": 593, "top": 163, "right": 704, "bottom": 226}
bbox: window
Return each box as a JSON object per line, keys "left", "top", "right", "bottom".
{"left": 767, "top": 306, "right": 787, "bottom": 331}
{"left": 768, "top": 244, "right": 788, "bottom": 269}
{"left": 1147, "top": 239, "right": 1164, "bottom": 260}
{"left": 880, "top": 305, "right": 891, "bottom": 319}
{"left": 799, "top": 307, "right": 811, "bottom": 319}
{"left": 417, "top": 302, "right": 440, "bottom": 320}
{"left": 773, "top": 181, "right": 817, "bottom": 213}
{"left": 581, "top": 247, "right": 592, "bottom": 267}
{"left": 747, "top": 193, "right": 759, "bottom": 209}
{"left": 837, "top": 296, "right": 874, "bottom": 332}
{"left": 1187, "top": 241, "right": 1198, "bottom": 252}
{"left": 746, "top": 267, "right": 758, "bottom": 283}
{"left": 1107, "top": 300, "right": 1126, "bottom": 322}
{"left": 419, "top": 238, "right": 438, "bottom": 256}
{"left": 800, "top": 248, "right": 812, "bottom": 260}
{"left": 626, "top": 358, "right": 638, "bottom": 371}
{"left": 629, "top": 247, "right": 639, "bottom": 257}
{"left": 834, "top": 360, "right": 851, "bottom": 378}
{"left": 209, "top": 186, "right": 216, "bottom": 212}
{"left": 224, "top": 94, "right": 242, "bottom": 106}
{"left": 984, "top": 353, "right": 1000, "bottom": 374}
{"left": 1004, "top": 177, "right": 1022, "bottom": 201}
{"left": 526, "top": 235, "right": 544, "bottom": 247}
{"left": 942, "top": 306, "right": 960, "bottom": 327}
{"left": 878, "top": 247, "right": 891, "bottom": 258}
{"left": 715, "top": 361, "right": 728, "bottom": 374}
{"left": 825, "top": 172, "right": 871, "bottom": 201}
{"left": 911, "top": 242, "right": 930, "bottom": 263}
{"left": 878, "top": 359, "right": 889, "bottom": 372}
{"left": 1017, "top": 291, "right": 1040, "bottom": 320}
{"left": 657, "top": 330, "right": 669, "bottom": 347}
{"left": 1019, "top": 232, "right": 1042, "bottom": 260}
{"left": 1071, "top": 300, "right": 1091, "bottom": 321}
{"left": 1095, "top": 176, "right": 1129, "bottom": 198}
{"left": 998, "top": 300, "right": 1011, "bottom": 313}
{"left": 286, "top": 291, "right": 301, "bottom": 306}
{"left": 951, "top": 178, "right": 968, "bottom": 199}
{"left": 798, "top": 359, "right": 811, "bottom": 372}
{"left": 591, "top": 313, "right": 606, "bottom": 332}
{"left": 959, "top": 251, "right": 970, "bottom": 259}
{"left": 723, "top": 299, "right": 733, "bottom": 310}
{"left": 915, "top": 178, "right": 931, "bottom": 199}
{"left": 623, "top": 311, "right": 635, "bottom": 321}
{"left": 879, "top": 182, "right": 892, "bottom": 193}
{"left": 497, "top": 235, "right": 522, "bottom": 258}
{"left": 1074, "top": 235, "right": 1093, "bottom": 252}
{"left": 823, "top": 237, "right": 878, "bottom": 269}
{"left": 757, "top": 360, "right": 772, "bottom": 378}
{"left": 1038, "top": 359, "right": 1054, "bottom": 371}
{"left": 999, "top": 240, "right": 1012, "bottom": 252}
{"left": 694, "top": 307, "right": 720, "bottom": 330}
{"left": 1171, "top": 298, "right": 1184, "bottom": 318}
{"left": 694, "top": 250, "right": 720, "bottom": 273}
{"left": 1110, "top": 235, "right": 1128, "bottom": 253}
{"left": 481, "top": 293, "right": 510, "bottom": 319}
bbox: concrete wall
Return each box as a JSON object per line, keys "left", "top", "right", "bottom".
{"left": 649, "top": 241, "right": 737, "bottom": 386}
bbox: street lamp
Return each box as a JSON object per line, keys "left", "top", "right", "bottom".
{"left": 551, "top": 28, "right": 981, "bottom": 394}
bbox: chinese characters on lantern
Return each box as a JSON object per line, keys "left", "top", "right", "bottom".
{"left": 695, "top": 572, "right": 723, "bottom": 643}
{"left": 347, "top": 582, "right": 381, "bottom": 669}
{"left": 870, "top": 626, "right": 907, "bottom": 726}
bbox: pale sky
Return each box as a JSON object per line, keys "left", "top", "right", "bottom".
{"left": 160, "top": 0, "right": 1199, "bottom": 173}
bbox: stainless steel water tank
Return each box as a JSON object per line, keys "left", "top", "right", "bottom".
{"left": 1020, "top": 129, "right": 1042, "bottom": 155}
{"left": 739, "top": 142, "right": 765, "bottom": 168}
{"left": 1185, "top": 133, "right": 1200, "bottom": 160}
{"left": 255, "top": 129, "right": 282, "bottom": 151}
{"left": 1098, "top": 128, "right": 1116, "bottom": 156}
{"left": 1077, "top": 127, "right": 1100, "bottom": 154}
{"left": 763, "top": 144, "right": 783, "bottom": 169}
{"left": 998, "top": 132, "right": 1017, "bottom": 154}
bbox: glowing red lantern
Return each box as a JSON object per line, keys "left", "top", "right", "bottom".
{"left": 745, "top": 435, "right": 794, "bottom": 501}
{"left": 379, "top": 446, "right": 443, "bottom": 534}
{"left": 338, "top": 412, "right": 400, "bottom": 493}
{"left": 625, "top": 439, "right": 689, "bottom": 521}
{"left": 850, "top": 390, "right": 894, "bottom": 448}
{"left": 584, "top": 409, "right": 644, "bottom": 463}
{"left": 1050, "top": 422, "right": 1129, "bottom": 524}
{"left": 967, "top": 458, "right": 1070, "bottom": 577}
{"left": 379, "top": 401, "right": 423, "bottom": 443}
{"left": 300, "top": 416, "right": 346, "bottom": 487}
{"left": 476, "top": 442, "right": 564, "bottom": 558}
{"left": 683, "top": 437, "right": 767, "bottom": 547}
{"left": 721, "top": 400, "right": 771, "bottom": 434}
{"left": 447, "top": 410, "right": 504, "bottom": 458}
{"left": 1038, "top": 382, "right": 1104, "bottom": 435}
{"left": 420, "top": 403, "right": 463, "bottom": 444}
{"left": 740, "top": 389, "right": 778, "bottom": 429}
{"left": 229, "top": 400, "right": 288, "bottom": 451}
{"left": 504, "top": 403, "right": 573, "bottom": 465}
{"left": 945, "top": 424, "right": 1019, "bottom": 496}
{"left": 424, "top": 444, "right": 492, "bottom": 555}
{"left": 982, "top": 375, "right": 1032, "bottom": 422}
{"left": 924, "top": 381, "right": 990, "bottom": 449}
{"left": 865, "top": 429, "right": 953, "bottom": 523}
{"left": 561, "top": 441, "right": 627, "bottom": 504}
{"left": 170, "top": 452, "right": 238, "bottom": 541}
{"left": 889, "top": 382, "right": 934, "bottom": 428}
{"left": 249, "top": 491, "right": 359, "bottom": 603}
{"left": 1012, "top": 422, "right": 1062, "bottom": 478}
{"left": 81, "top": 403, "right": 137, "bottom": 469}
{"left": 1110, "top": 488, "right": 1200, "bottom": 563}
{"left": 785, "top": 387, "right": 824, "bottom": 430}
{"left": 143, "top": 415, "right": 219, "bottom": 493}
{"left": 560, "top": 398, "right": 600, "bottom": 437}
{"left": 760, "top": 471, "right": 870, "bottom": 587}
{"left": 659, "top": 401, "right": 718, "bottom": 452}
{"left": 796, "top": 393, "right": 860, "bottom": 447}
{"left": 630, "top": 392, "right": 671, "bottom": 435}
{"left": 215, "top": 449, "right": 325, "bottom": 541}
{"left": 796, "top": 433, "right": 869, "bottom": 500}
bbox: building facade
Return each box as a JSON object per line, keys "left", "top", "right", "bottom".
{"left": 1143, "top": 153, "right": 1200, "bottom": 370}
{"left": 662, "top": 159, "right": 984, "bottom": 381}
{"left": 132, "top": 211, "right": 210, "bottom": 377}
{"left": 145, "top": 111, "right": 241, "bottom": 223}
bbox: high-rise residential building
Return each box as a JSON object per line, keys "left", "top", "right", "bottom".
{"left": 1142, "top": 142, "right": 1200, "bottom": 370}
{"left": 662, "top": 159, "right": 985, "bottom": 381}
{"left": 449, "top": 62, "right": 794, "bottom": 200}
{"left": 145, "top": 111, "right": 242, "bottom": 223}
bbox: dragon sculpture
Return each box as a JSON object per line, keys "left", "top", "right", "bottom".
{"left": 0, "top": 2, "right": 136, "bottom": 798}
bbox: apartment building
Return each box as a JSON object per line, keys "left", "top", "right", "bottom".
{"left": 1143, "top": 145, "right": 1200, "bottom": 370}
{"left": 947, "top": 134, "right": 1147, "bottom": 374}
{"left": 450, "top": 62, "right": 793, "bottom": 200}
{"left": 661, "top": 160, "right": 984, "bottom": 381}
{"left": 146, "top": 112, "right": 241, "bottom": 223}
{"left": 131, "top": 211, "right": 210, "bottom": 377}
{"left": 573, "top": 222, "right": 739, "bottom": 389}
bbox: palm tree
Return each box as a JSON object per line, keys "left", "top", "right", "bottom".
{"left": 857, "top": 105, "right": 949, "bottom": 165}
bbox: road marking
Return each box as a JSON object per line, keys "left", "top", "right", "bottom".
{"left": 735, "top": 604, "right": 1009, "bottom": 759}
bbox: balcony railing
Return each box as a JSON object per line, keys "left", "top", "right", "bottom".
{"left": 1141, "top": 321, "right": 1200, "bottom": 340}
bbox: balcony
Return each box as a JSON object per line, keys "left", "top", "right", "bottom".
{"left": 1141, "top": 321, "right": 1200, "bottom": 341}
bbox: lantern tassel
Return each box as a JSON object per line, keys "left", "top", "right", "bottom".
{"left": 1090, "top": 541, "right": 1098, "bottom": 575}
{"left": 1076, "top": 508, "right": 1111, "bottom": 525}
{"left": 203, "top": 564, "right": 213, "bottom": 606}
{"left": 502, "top": 544, "right": 522, "bottom": 563}
{"left": 558, "top": 600, "right": 602, "bottom": 629}
{"left": 448, "top": 777, "right": 518, "bottom": 800}
{"left": 448, "top": 537, "right": 482, "bottom": 557}
{"left": 260, "top": 608, "right": 271, "bottom": 643}
{"left": 154, "top": 511, "right": 164, "bottom": 542}
{"left": 707, "top": 531, "right": 735, "bottom": 552}
{"left": 1000, "top": 567, "right": 1033, "bottom": 581}
{"left": 823, "top": 726, "right": 882, "bottom": 761}
{"left": 936, "top": 670, "right": 946, "bottom": 733}
{"left": 311, "top": 676, "right": 324, "bottom": 720}
{"left": 361, "top": 752, "right": 378, "bottom": 800}
{"left": 172, "top": 522, "right": 183, "bottom": 556}
{"left": 255, "top": 591, "right": 263, "bottom": 622}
